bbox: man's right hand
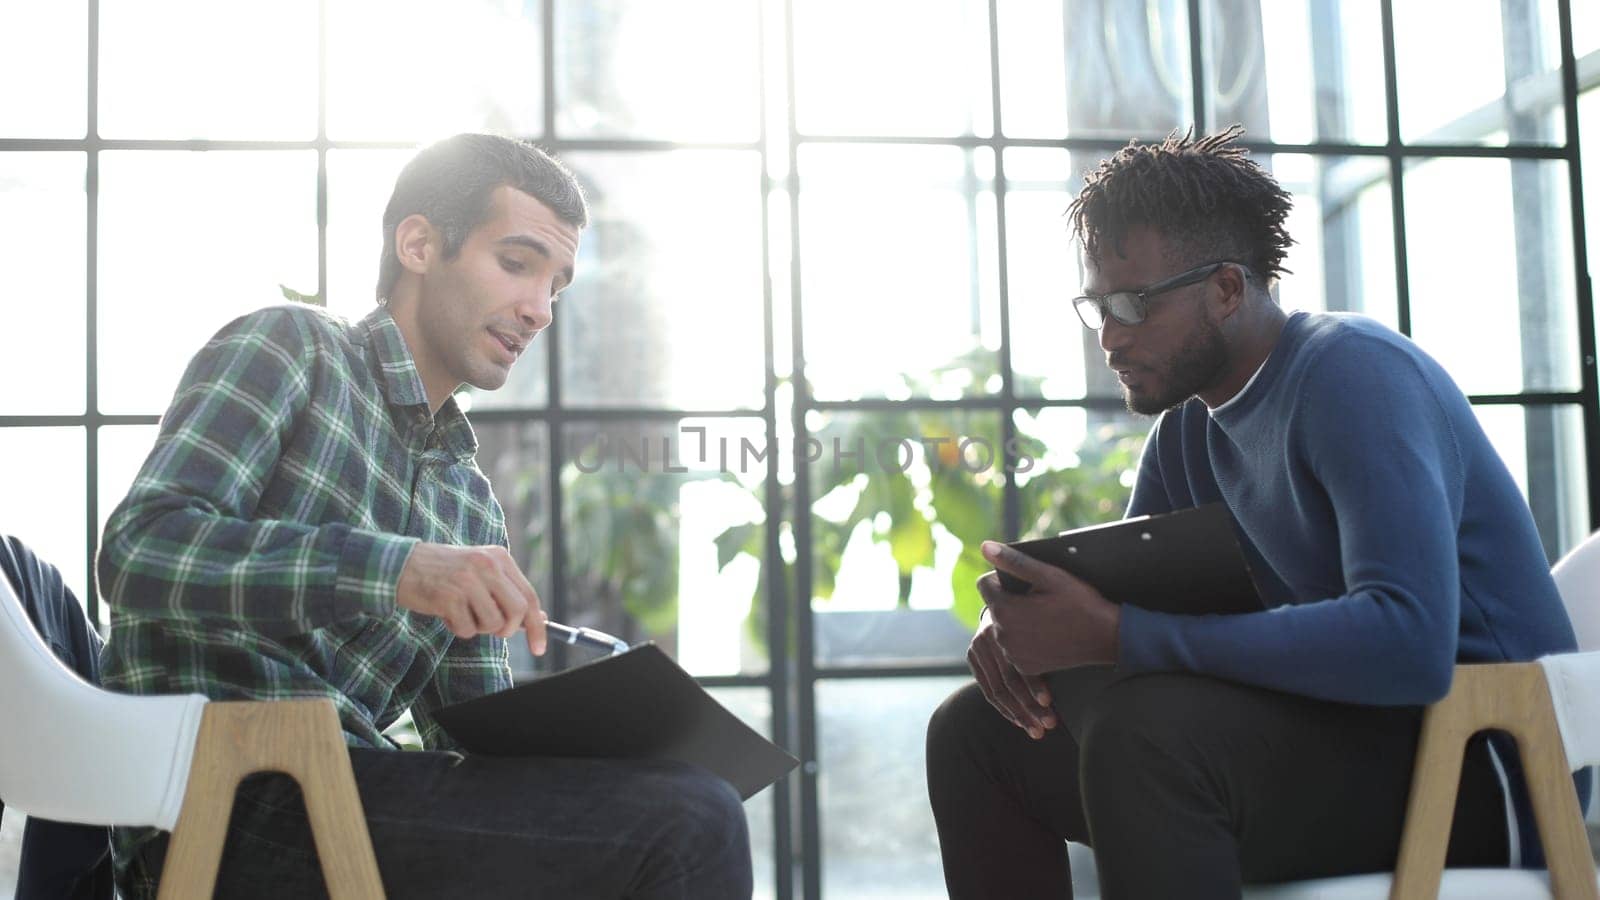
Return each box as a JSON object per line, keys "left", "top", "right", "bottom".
{"left": 968, "top": 607, "right": 1057, "bottom": 740}
{"left": 395, "top": 543, "right": 547, "bottom": 656}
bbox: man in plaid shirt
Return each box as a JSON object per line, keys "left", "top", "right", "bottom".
{"left": 99, "top": 134, "right": 751, "bottom": 899}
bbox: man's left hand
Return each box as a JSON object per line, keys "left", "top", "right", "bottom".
{"left": 977, "top": 540, "right": 1121, "bottom": 675}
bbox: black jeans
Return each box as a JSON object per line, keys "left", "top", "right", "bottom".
{"left": 120, "top": 749, "right": 752, "bottom": 900}
{"left": 926, "top": 670, "right": 1509, "bottom": 900}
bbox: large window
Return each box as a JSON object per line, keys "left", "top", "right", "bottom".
{"left": 1, "top": 1, "right": 1597, "bottom": 897}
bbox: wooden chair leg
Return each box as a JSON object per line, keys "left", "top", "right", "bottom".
{"left": 1513, "top": 687, "right": 1599, "bottom": 900}
{"left": 1388, "top": 664, "right": 1599, "bottom": 900}
{"left": 156, "top": 700, "right": 386, "bottom": 900}
{"left": 1389, "top": 694, "right": 1469, "bottom": 900}
{"left": 155, "top": 716, "right": 235, "bottom": 900}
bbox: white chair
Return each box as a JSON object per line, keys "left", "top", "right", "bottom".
{"left": 0, "top": 573, "right": 385, "bottom": 899}
{"left": 1554, "top": 528, "right": 1600, "bottom": 834}
{"left": 1068, "top": 532, "right": 1600, "bottom": 900}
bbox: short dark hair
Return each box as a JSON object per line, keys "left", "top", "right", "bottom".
{"left": 1066, "top": 126, "right": 1294, "bottom": 285}
{"left": 377, "top": 133, "right": 589, "bottom": 301}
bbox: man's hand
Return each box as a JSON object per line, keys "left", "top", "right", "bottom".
{"left": 968, "top": 606, "right": 1059, "bottom": 740}
{"left": 977, "top": 540, "right": 1121, "bottom": 677}
{"left": 395, "top": 543, "right": 547, "bottom": 656}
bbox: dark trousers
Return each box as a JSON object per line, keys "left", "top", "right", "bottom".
{"left": 926, "top": 671, "right": 1510, "bottom": 900}
{"left": 120, "top": 748, "right": 752, "bottom": 900}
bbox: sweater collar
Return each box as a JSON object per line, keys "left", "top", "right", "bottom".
{"left": 1209, "top": 310, "right": 1309, "bottom": 424}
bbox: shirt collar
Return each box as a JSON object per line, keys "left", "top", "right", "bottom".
{"left": 1208, "top": 356, "right": 1271, "bottom": 415}
{"left": 357, "top": 306, "right": 480, "bottom": 462}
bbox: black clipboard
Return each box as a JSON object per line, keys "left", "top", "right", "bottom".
{"left": 997, "top": 502, "right": 1263, "bottom": 615}
{"left": 433, "top": 644, "right": 798, "bottom": 800}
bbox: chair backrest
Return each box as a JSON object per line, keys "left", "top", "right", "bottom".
{"left": 1548, "top": 531, "right": 1600, "bottom": 823}
{"left": 1551, "top": 531, "right": 1600, "bottom": 653}
{"left": 1539, "top": 651, "right": 1600, "bottom": 772}
{"left": 0, "top": 573, "right": 207, "bottom": 830}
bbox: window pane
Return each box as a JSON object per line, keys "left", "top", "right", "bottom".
{"left": 799, "top": 145, "right": 999, "bottom": 401}
{"left": 557, "top": 419, "right": 770, "bottom": 677}
{"left": 551, "top": 151, "right": 764, "bottom": 410}
{"left": 0, "top": 153, "right": 86, "bottom": 414}
{"left": 795, "top": 0, "right": 992, "bottom": 137}
{"left": 554, "top": 0, "right": 760, "bottom": 141}
{"left": 1202, "top": 0, "right": 1386, "bottom": 145}
{"left": 98, "top": 0, "right": 317, "bottom": 139}
{"left": 705, "top": 686, "right": 779, "bottom": 900}
{"left": 997, "top": 0, "right": 1191, "bottom": 139}
{"left": 817, "top": 677, "right": 962, "bottom": 899}
{"left": 1394, "top": 0, "right": 1564, "bottom": 145}
{"left": 1013, "top": 408, "right": 1144, "bottom": 539}
{"left": 0, "top": 0, "right": 86, "bottom": 137}
{"left": 1003, "top": 148, "right": 1089, "bottom": 399}
{"left": 1270, "top": 154, "right": 1398, "bottom": 329}
{"left": 1577, "top": 0, "right": 1599, "bottom": 56}
{"left": 806, "top": 410, "right": 1001, "bottom": 667}
{"left": 98, "top": 151, "right": 318, "bottom": 414}
{"left": 326, "top": 149, "right": 412, "bottom": 320}
{"left": 473, "top": 421, "right": 554, "bottom": 680}
{"left": 1404, "top": 157, "right": 1578, "bottom": 394}
{"left": 0, "top": 428, "right": 87, "bottom": 604}
{"left": 326, "top": 0, "right": 544, "bottom": 142}
{"left": 97, "top": 425, "right": 159, "bottom": 537}
{"left": 994, "top": 0, "right": 1069, "bottom": 138}
{"left": 1473, "top": 404, "right": 1588, "bottom": 560}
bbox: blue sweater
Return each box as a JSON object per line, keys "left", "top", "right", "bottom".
{"left": 1119, "top": 311, "right": 1582, "bottom": 865}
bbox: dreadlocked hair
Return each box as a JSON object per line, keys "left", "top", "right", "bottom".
{"left": 1066, "top": 125, "right": 1294, "bottom": 285}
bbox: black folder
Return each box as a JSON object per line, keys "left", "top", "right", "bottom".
{"left": 997, "top": 502, "right": 1263, "bottom": 615}
{"left": 433, "top": 643, "right": 798, "bottom": 800}
{"left": 998, "top": 503, "right": 1265, "bottom": 737}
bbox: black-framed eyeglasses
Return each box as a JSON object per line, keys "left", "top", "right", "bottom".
{"left": 1072, "top": 260, "right": 1249, "bottom": 330}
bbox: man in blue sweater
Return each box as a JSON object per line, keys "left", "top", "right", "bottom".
{"left": 925, "top": 128, "right": 1584, "bottom": 898}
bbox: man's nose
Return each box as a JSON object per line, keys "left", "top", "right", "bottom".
{"left": 1098, "top": 317, "right": 1133, "bottom": 354}
{"left": 517, "top": 291, "right": 553, "bottom": 333}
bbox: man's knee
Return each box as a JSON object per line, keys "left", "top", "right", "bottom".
{"left": 925, "top": 682, "right": 994, "bottom": 776}
{"left": 653, "top": 763, "right": 750, "bottom": 870}
{"left": 926, "top": 682, "right": 978, "bottom": 752}
{"left": 1078, "top": 675, "right": 1215, "bottom": 789}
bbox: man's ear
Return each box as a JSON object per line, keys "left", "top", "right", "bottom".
{"left": 1211, "top": 262, "right": 1250, "bottom": 320}
{"left": 394, "top": 214, "right": 436, "bottom": 277}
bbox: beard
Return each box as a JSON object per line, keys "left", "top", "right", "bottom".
{"left": 1122, "top": 314, "right": 1229, "bottom": 415}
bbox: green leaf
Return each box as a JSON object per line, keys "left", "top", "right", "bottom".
{"left": 809, "top": 519, "right": 852, "bottom": 601}
{"left": 927, "top": 471, "right": 998, "bottom": 546}
{"left": 888, "top": 513, "right": 934, "bottom": 575}
{"left": 279, "top": 284, "right": 324, "bottom": 307}
{"left": 812, "top": 553, "right": 837, "bottom": 599}
{"left": 714, "top": 522, "right": 761, "bottom": 570}
{"left": 950, "top": 547, "right": 989, "bottom": 629}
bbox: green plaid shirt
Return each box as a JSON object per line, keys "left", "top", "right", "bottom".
{"left": 99, "top": 304, "right": 513, "bottom": 750}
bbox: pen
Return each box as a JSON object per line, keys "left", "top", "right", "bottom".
{"left": 545, "top": 620, "right": 630, "bottom": 655}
